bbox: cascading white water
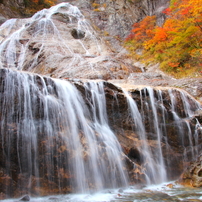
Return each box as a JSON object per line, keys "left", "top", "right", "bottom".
{"left": 0, "top": 69, "right": 128, "bottom": 196}
{"left": 168, "top": 89, "right": 201, "bottom": 162}
{"left": 0, "top": 3, "right": 105, "bottom": 78}
{"left": 0, "top": 68, "right": 202, "bottom": 200}
{"left": 124, "top": 89, "right": 167, "bottom": 184}
{"left": 123, "top": 86, "right": 202, "bottom": 184}
{"left": 83, "top": 81, "right": 128, "bottom": 189}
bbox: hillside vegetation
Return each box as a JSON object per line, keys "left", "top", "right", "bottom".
{"left": 125, "top": 0, "right": 202, "bottom": 78}
{"left": 23, "top": 0, "right": 56, "bottom": 15}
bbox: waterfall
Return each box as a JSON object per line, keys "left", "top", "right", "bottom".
{"left": 0, "top": 68, "right": 202, "bottom": 199}
{"left": 0, "top": 69, "right": 128, "bottom": 197}
{"left": 0, "top": 1, "right": 202, "bottom": 201}
{"left": 124, "top": 89, "right": 167, "bottom": 184}
{"left": 0, "top": 3, "right": 104, "bottom": 78}
{"left": 123, "top": 86, "right": 202, "bottom": 184}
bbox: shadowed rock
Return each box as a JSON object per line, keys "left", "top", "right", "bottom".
{"left": 178, "top": 153, "right": 202, "bottom": 187}
{"left": 19, "top": 195, "right": 30, "bottom": 201}
{"left": 71, "top": 29, "right": 85, "bottom": 39}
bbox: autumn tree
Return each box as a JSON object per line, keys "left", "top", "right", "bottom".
{"left": 125, "top": 0, "right": 202, "bottom": 77}
{"left": 125, "top": 16, "right": 156, "bottom": 60}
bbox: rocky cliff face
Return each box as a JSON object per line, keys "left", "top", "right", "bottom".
{"left": 72, "top": 0, "right": 169, "bottom": 52}
{"left": 0, "top": 3, "right": 140, "bottom": 80}
{"left": 0, "top": 0, "right": 170, "bottom": 51}
{"left": 0, "top": 68, "right": 201, "bottom": 199}
{"left": 178, "top": 153, "right": 202, "bottom": 187}
{"left": 0, "top": 0, "right": 171, "bottom": 79}
{"left": 0, "top": 0, "right": 24, "bottom": 23}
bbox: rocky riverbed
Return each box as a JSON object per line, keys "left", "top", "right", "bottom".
{"left": 3, "top": 182, "right": 202, "bottom": 202}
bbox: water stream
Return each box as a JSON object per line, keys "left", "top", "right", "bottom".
{"left": 0, "top": 3, "right": 104, "bottom": 78}
{"left": 0, "top": 69, "right": 202, "bottom": 201}
{"left": 0, "top": 69, "right": 128, "bottom": 196}
{"left": 3, "top": 182, "right": 202, "bottom": 202}
{"left": 0, "top": 2, "right": 202, "bottom": 201}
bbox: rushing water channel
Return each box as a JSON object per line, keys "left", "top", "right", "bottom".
{"left": 3, "top": 182, "right": 202, "bottom": 202}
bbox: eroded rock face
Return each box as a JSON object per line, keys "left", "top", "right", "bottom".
{"left": 0, "top": 3, "right": 138, "bottom": 80}
{"left": 0, "top": 69, "right": 202, "bottom": 199}
{"left": 101, "top": 83, "right": 202, "bottom": 182}
{"left": 74, "top": 0, "right": 169, "bottom": 52}
{"left": 77, "top": 0, "right": 169, "bottom": 36}
{"left": 0, "top": 0, "right": 24, "bottom": 21}
{"left": 0, "top": 69, "right": 131, "bottom": 199}
{"left": 74, "top": 78, "right": 202, "bottom": 183}
{"left": 0, "top": 0, "right": 171, "bottom": 81}
{"left": 178, "top": 153, "right": 202, "bottom": 187}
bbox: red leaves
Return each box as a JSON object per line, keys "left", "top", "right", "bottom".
{"left": 168, "top": 62, "right": 180, "bottom": 68}
{"left": 180, "top": 7, "right": 191, "bottom": 15}
{"left": 162, "top": 8, "right": 172, "bottom": 15}
{"left": 129, "top": 16, "right": 156, "bottom": 42}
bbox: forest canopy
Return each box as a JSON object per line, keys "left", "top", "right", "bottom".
{"left": 125, "top": 0, "right": 202, "bottom": 78}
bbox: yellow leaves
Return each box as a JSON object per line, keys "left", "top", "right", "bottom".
{"left": 92, "top": 3, "right": 100, "bottom": 8}
{"left": 190, "top": 49, "right": 202, "bottom": 59}
{"left": 45, "top": 0, "right": 56, "bottom": 6}
{"left": 187, "top": 0, "right": 202, "bottom": 16}
{"left": 143, "top": 41, "right": 152, "bottom": 50}
{"left": 24, "top": 0, "right": 56, "bottom": 14}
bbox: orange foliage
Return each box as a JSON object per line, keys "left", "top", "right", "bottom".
{"left": 131, "top": 16, "right": 156, "bottom": 40}
{"left": 154, "top": 27, "right": 167, "bottom": 42}
{"left": 162, "top": 8, "right": 171, "bottom": 15}
{"left": 125, "top": 0, "right": 202, "bottom": 77}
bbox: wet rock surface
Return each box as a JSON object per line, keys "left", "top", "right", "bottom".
{"left": 0, "top": 3, "right": 138, "bottom": 80}
{"left": 74, "top": 78, "right": 202, "bottom": 183}
{"left": 109, "top": 70, "right": 202, "bottom": 103}
{"left": 19, "top": 195, "right": 30, "bottom": 201}
{"left": 0, "top": 69, "right": 202, "bottom": 199}
{"left": 178, "top": 154, "right": 202, "bottom": 187}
